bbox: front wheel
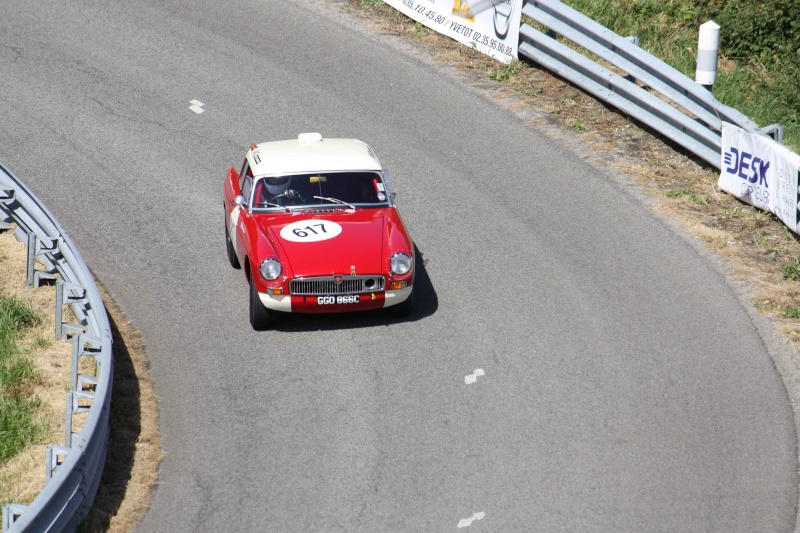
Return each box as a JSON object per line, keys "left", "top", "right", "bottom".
{"left": 249, "top": 274, "right": 273, "bottom": 330}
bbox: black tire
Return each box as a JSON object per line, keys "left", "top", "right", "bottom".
{"left": 389, "top": 290, "right": 414, "bottom": 318}
{"left": 225, "top": 217, "right": 241, "bottom": 269}
{"left": 249, "top": 273, "right": 272, "bottom": 331}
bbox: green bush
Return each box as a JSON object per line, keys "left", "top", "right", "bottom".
{"left": 562, "top": 0, "right": 800, "bottom": 150}
{"left": 702, "top": 0, "right": 800, "bottom": 140}
{"left": 0, "top": 293, "right": 44, "bottom": 464}
{"left": 700, "top": 0, "right": 800, "bottom": 62}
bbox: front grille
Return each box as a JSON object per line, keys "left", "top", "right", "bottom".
{"left": 290, "top": 275, "right": 385, "bottom": 295}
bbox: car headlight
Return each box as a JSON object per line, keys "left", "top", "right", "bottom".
{"left": 390, "top": 252, "right": 412, "bottom": 275}
{"left": 259, "top": 258, "right": 282, "bottom": 280}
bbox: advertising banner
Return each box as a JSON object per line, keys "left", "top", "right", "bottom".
{"left": 719, "top": 122, "right": 800, "bottom": 232}
{"left": 382, "top": 0, "right": 521, "bottom": 63}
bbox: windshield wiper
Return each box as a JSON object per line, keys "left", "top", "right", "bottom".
{"left": 254, "top": 201, "right": 289, "bottom": 212}
{"left": 313, "top": 196, "right": 355, "bottom": 210}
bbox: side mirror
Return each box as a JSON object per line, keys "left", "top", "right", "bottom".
{"left": 234, "top": 195, "right": 246, "bottom": 207}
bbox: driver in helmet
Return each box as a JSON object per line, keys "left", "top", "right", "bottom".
{"left": 263, "top": 176, "right": 307, "bottom": 206}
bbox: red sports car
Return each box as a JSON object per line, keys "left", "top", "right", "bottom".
{"left": 224, "top": 133, "right": 415, "bottom": 330}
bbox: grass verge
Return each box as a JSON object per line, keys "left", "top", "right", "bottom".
{"left": 0, "top": 294, "right": 46, "bottom": 464}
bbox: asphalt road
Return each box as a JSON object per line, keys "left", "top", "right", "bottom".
{"left": 1, "top": 0, "right": 797, "bottom": 530}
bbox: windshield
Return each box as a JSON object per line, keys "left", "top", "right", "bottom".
{"left": 251, "top": 171, "right": 389, "bottom": 210}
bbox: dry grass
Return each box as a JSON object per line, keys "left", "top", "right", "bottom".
{"left": 0, "top": 227, "right": 162, "bottom": 532}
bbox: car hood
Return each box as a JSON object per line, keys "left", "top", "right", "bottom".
{"left": 259, "top": 211, "right": 386, "bottom": 277}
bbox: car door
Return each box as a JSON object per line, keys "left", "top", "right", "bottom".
{"left": 225, "top": 159, "right": 253, "bottom": 263}
{"left": 232, "top": 164, "right": 254, "bottom": 263}
{"left": 224, "top": 167, "right": 240, "bottom": 220}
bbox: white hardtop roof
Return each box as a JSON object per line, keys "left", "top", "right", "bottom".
{"left": 247, "top": 133, "right": 383, "bottom": 176}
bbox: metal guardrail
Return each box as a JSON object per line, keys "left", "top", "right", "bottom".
{"left": 518, "top": 0, "right": 783, "bottom": 170}
{"left": 0, "top": 163, "right": 113, "bottom": 532}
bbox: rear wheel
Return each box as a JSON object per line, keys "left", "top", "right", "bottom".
{"left": 225, "top": 215, "right": 240, "bottom": 269}
{"left": 249, "top": 274, "right": 272, "bottom": 330}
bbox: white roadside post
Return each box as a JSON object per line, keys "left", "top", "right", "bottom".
{"left": 696, "top": 20, "right": 721, "bottom": 91}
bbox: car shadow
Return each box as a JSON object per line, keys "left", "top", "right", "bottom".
{"left": 271, "top": 243, "right": 437, "bottom": 332}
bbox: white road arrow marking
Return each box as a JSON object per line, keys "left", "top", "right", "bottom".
{"left": 189, "top": 99, "right": 205, "bottom": 114}
{"left": 464, "top": 368, "right": 485, "bottom": 384}
{"left": 457, "top": 511, "right": 486, "bottom": 528}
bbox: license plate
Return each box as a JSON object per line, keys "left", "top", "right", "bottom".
{"left": 317, "top": 295, "right": 360, "bottom": 305}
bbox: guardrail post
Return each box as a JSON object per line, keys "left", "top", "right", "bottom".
{"left": 0, "top": 190, "right": 12, "bottom": 232}
{"left": 64, "top": 391, "right": 73, "bottom": 449}
{"left": 45, "top": 446, "right": 70, "bottom": 481}
{"left": 761, "top": 124, "right": 785, "bottom": 144}
{"left": 65, "top": 390, "right": 95, "bottom": 448}
{"left": 71, "top": 333, "right": 102, "bottom": 391}
{"left": 623, "top": 36, "right": 639, "bottom": 83}
{"left": 26, "top": 232, "right": 59, "bottom": 288}
{"left": 56, "top": 280, "right": 88, "bottom": 341}
{"left": 2, "top": 504, "right": 27, "bottom": 531}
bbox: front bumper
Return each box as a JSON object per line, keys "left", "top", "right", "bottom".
{"left": 258, "top": 285, "right": 412, "bottom": 313}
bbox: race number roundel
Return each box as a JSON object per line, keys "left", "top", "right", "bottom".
{"left": 280, "top": 220, "right": 342, "bottom": 243}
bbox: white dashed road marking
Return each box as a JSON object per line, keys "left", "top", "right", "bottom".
{"left": 457, "top": 511, "right": 486, "bottom": 528}
{"left": 189, "top": 99, "right": 205, "bottom": 114}
{"left": 464, "top": 368, "right": 485, "bottom": 384}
